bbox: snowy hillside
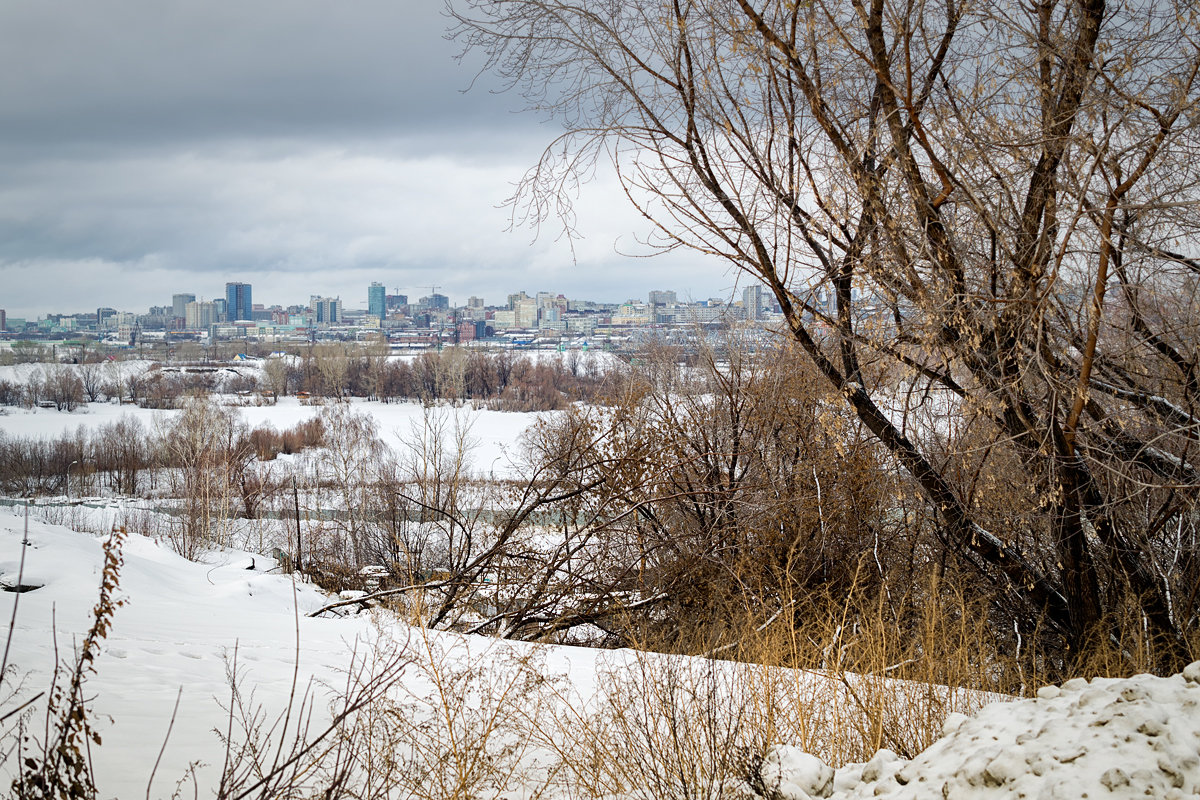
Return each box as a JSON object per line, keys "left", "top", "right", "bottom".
{"left": 2, "top": 510, "right": 1198, "bottom": 798}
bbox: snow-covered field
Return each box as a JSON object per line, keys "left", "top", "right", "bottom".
{"left": 2, "top": 511, "right": 1199, "bottom": 798}
{"left": 0, "top": 396, "right": 551, "bottom": 479}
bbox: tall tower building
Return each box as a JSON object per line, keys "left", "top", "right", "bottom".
{"left": 172, "top": 293, "right": 195, "bottom": 321}
{"left": 225, "top": 282, "right": 252, "bottom": 322}
{"left": 185, "top": 301, "right": 217, "bottom": 330}
{"left": 743, "top": 285, "right": 765, "bottom": 321}
{"left": 310, "top": 296, "right": 342, "bottom": 325}
{"left": 515, "top": 298, "right": 538, "bottom": 328}
{"left": 368, "top": 282, "right": 386, "bottom": 320}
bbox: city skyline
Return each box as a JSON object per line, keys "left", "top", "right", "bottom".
{"left": 2, "top": 278, "right": 759, "bottom": 322}
{"left": 0, "top": 276, "right": 782, "bottom": 341}
{"left": 0, "top": 1, "right": 745, "bottom": 319}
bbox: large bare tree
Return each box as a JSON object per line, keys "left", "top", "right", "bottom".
{"left": 451, "top": 0, "right": 1200, "bottom": 662}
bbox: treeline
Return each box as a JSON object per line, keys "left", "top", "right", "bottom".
{"left": 0, "top": 413, "right": 325, "bottom": 497}
{"left": 0, "top": 347, "right": 622, "bottom": 412}
{"left": 267, "top": 345, "right": 620, "bottom": 410}
{"left": 0, "top": 363, "right": 257, "bottom": 411}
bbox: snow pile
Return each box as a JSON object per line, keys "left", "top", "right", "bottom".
{"left": 742, "top": 666, "right": 1200, "bottom": 799}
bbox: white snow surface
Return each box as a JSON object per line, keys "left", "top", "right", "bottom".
{"left": 732, "top": 675, "right": 1200, "bottom": 800}
{"left": 831, "top": 668, "right": 1200, "bottom": 798}
{"left": 0, "top": 510, "right": 609, "bottom": 797}
{"left": 0, "top": 396, "right": 551, "bottom": 478}
{"left": 2, "top": 511, "right": 1200, "bottom": 799}
{"left": 0, "top": 510, "right": 361, "bottom": 794}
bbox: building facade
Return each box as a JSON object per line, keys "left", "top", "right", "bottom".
{"left": 743, "top": 285, "right": 764, "bottom": 321}
{"left": 185, "top": 301, "right": 217, "bottom": 330}
{"left": 311, "top": 296, "right": 342, "bottom": 325}
{"left": 225, "top": 282, "right": 253, "bottom": 322}
{"left": 515, "top": 298, "right": 539, "bottom": 328}
{"left": 368, "top": 282, "right": 386, "bottom": 320}
{"left": 172, "top": 293, "right": 195, "bottom": 322}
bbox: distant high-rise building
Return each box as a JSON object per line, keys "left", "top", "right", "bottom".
{"left": 649, "top": 290, "right": 677, "bottom": 306}
{"left": 185, "top": 301, "right": 217, "bottom": 330}
{"left": 225, "top": 282, "right": 252, "bottom": 321}
{"left": 368, "top": 282, "right": 386, "bottom": 320}
{"left": 213, "top": 298, "right": 227, "bottom": 320}
{"left": 815, "top": 287, "right": 837, "bottom": 317}
{"left": 515, "top": 298, "right": 538, "bottom": 328}
{"left": 467, "top": 296, "right": 485, "bottom": 309}
{"left": 97, "top": 307, "right": 117, "bottom": 328}
{"left": 387, "top": 294, "right": 408, "bottom": 310}
{"left": 743, "top": 285, "right": 766, "bottom": 320}
{"left": 172, "top": 293, "right": 195, "bottom": 321}
{"left": 0, "top": 309, "right": 5, "bottom": 331}
{"left": 310, "top": 296, "right": 342, "bottom": 324}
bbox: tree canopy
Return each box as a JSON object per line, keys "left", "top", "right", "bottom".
{"left": 451, "top": 0, "right": 1200, "bottom": 665}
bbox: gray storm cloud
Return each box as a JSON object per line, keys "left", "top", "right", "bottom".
{"left": 0, "top": 1, "right": 732, "bottom": 317}
{"left": 0, "top": 0, "right": 514, "bottom": 146}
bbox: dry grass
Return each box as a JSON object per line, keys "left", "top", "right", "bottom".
{"left": 9, "top": 542, "right": 1194, "bottom": 798}
{"left": 240, "top": 563, "right": 1200, "bottom": 799}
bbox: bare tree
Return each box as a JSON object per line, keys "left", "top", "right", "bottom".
{"left": 41, "top": 367, "right": 84, "bottom": 412}
{"left": 361, "top": 334, "right": 392, "bottom": 401}
{"left": 452, "top": 0, "right": 1200, "bottom": 664}
{"left": 318, "top": 402, "right": 389, "bottom": 566}
{"left": 161, "top": 395, "right": 247, "bottom": 558}
{"left": 317, "top": 343, "right": 354, "bottom": 400}
{"left": 78, "top": 363, "right": 105, "bottom": 404}
{"left": 262, "top": 355, "right": 291, "bottom": 401}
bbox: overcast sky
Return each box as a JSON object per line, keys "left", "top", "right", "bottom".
{"left": 0, "top": 1, "right": 742, "bottom": 319}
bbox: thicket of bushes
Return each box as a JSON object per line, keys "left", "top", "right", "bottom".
{"left": 3, "top": 338, "right": 1196, "bottom": 682}
{"left": 2, "top": 335, "right": 1197, "bottom": 797}
{"left": 0, "top": 412, "right": 326, "bottom": 498}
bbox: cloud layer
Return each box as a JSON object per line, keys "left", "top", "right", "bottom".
{"left": 0, "top": 1, "right": 735, "bottom": 317}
